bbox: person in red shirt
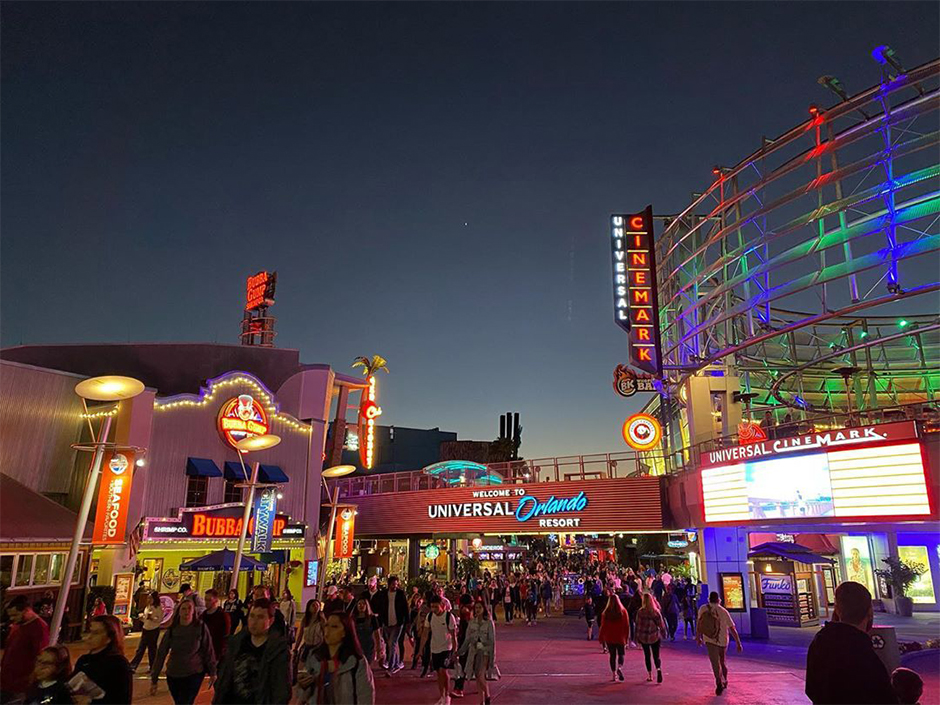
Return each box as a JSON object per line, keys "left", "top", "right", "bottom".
{"left": 1, "top": 595, "right": 50, "bottom": 702}
{"left": 598, "top": 594, "right": 630, "bottom": 682}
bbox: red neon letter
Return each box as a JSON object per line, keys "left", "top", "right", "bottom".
{"left": 634, "top": 271, "right": 647, "bottom": 285}
{"left": 633, "top": 290, "right": 649, "bottom": 303}
{"left": 630, "top": 216, "right": 644, "bottom": 229}
{"left": 636, "top": 310, "right": 651, "bottom": 322}
{"left": 637, "top": 328, "right": 651, "bottom": 341}
{"left": 631, "top": 253, "right": 647, "bottom": 266}
{"left": 638, "top": 348, "right": 652, "bottom": 361}
{"left": 192, "top": 514, "right": 206, "bottom": 536}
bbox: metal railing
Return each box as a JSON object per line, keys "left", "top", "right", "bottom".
{"left": 330, "top": 402, "right": 938, "bottom": 497}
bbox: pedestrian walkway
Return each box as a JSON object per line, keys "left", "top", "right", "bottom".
{"left": 376, "top": 615, "right": 809, "bottom": 704}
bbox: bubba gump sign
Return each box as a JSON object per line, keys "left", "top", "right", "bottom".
{"left": 144, "top": 504, "right": 305, "bottom": 542}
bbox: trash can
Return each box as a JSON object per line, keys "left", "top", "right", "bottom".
{"left": 869, "top": 625, "right": 900, "bottom": 674}
{"left": 749, "top": 607, "right": 770, "bottom": 639}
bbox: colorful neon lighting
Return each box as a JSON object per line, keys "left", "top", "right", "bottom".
{"left": 245, "top": 271, "right": 276, "bottom": 311}
{"left": 610, "top": 207, "right": 663, "bottom": 376}
{"left": 217, "top": 394, "right": 269, "bottom": 449}
{"left": 358, "top": 376, "right": 381, "bottom": 469}
{"left": 622, "top": 413, "right": 662, "bottom": 451}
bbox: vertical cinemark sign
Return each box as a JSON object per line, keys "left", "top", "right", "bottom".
{"left": 611, "top": 206, "right": 662, "bottom": 376}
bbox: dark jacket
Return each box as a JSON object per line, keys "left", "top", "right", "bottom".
{"left": 151, "top": 621, "right": 216, "bottom": 683}
{"left": 805, "top": 621, "right": 897, "bottom": 704}
{"left": 72, "top": 650, "right": 133, "bottom": 705}
{"left": 213, "top": 629, "right": 291, "bottom": 705}
{"left": 373, "top": 588, "right": 409, "bottom": 628}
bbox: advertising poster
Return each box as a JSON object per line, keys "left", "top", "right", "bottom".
{"left": 744, "top": 453, "right": 834, "bottom": 520}
{"left": 92, "top": 451, "right": 136, "bottom": 544}
{"left": 720, "top": 573, "right": 746, "bottom": 611}
{"left": 840, "top": 536, "right": 875, "bottom": 594}
{"left": 251, "top": 487, "right": 278, "bottom": 553}
{"left": 112, "top": 573, "right": 135, "bottom": 621}
{"left": 898, "top": 546, "right": 935, "bottom": 604}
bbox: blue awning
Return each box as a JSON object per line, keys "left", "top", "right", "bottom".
{"left": 259, "top": 465, "right": 289, "bottom": 483}
{"left": 186, "top": 458, "right": 222, "bottom": 478}
{"left": 223, "top": 461, "right": 251, "bottom": 481}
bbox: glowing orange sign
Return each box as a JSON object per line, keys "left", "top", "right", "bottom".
{"left": 245, "top": 271, "right": 277, "bottom": 311}
{"left": 92, "top": 451, "right": 136, "bottom": 544}
{"left": 358, "top": 377, "right": 382, "bottom": 469}
{"left": 191, "top": 513, "right": 286, "bottom": 538}
{"left": 218, "top": 395, "right": 269, "bottom": 449}
{"left": 622, "top": 413, "right": 662, "bottom": 451}
{"left": 334, "top": 508, "right": 356, "bottom": 559}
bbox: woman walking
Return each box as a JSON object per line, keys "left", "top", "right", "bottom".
{"left": 659, "top": 584, "right": 680, "bottom": 642}
{"left": 352, "top": 597, "right": 380, "bottom": 666}
{"left": 150, "top": 599, "right": 216, "bottom": 705}
{"left": 130, "top": 591, "right": 165, "bottom": 673}
{"left": 598, "top": 594, "right": 630, "bottom": 682}
{"left": 297, "top": 611, "right": 375, "bottom": 704}
{"left": 293, "top": 599, "right": 326, "bottom": 694}
{"left": 223, "top": 590, "right": 245, "bottom": 632}
{"left": 457, "top": 602, "right": 495, "bottom": 705}
{"left": 280, "top": 589, "right": 297, "bottom": 643}
{"left": 626, "top": 587, "right": 643, "bottom": 649}
{"left": 73, "top": 615, "right": 133, "bottom": 704}
{"left": 635, "top": 593, "right": 667, "bottom": 684}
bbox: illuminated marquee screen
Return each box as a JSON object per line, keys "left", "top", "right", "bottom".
{"left": 702, "top": 441, "right": 931, "bottom": 523}
{"left": 610, "top": 206, "right": 662, "bottom": 376}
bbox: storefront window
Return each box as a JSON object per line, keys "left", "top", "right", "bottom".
{"left": 898, "top": 546, "right": 935, "bottom": 604}
{"left": 15, "top": 554, "right": 33, "bottom": 586}
{"left": 186, "top": 476, "right": 209, "bottom": 507}
{"left": 0, "top": 555, "right": 13, "bottom": 590}
{"left": 223, "top": 479, "right": 243, "bottom": 504}
{"left": 49, "top": 553, "right": 64, "bottom": 584}
{"left": 840, "top": 536, "right": 875, "bottom": 595}
{"left": 33, "top": 554, "right": 51, "bottom": 585}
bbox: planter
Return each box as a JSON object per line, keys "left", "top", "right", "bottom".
{"left": 895, "top": 595, "right": 914, "bottom": 617}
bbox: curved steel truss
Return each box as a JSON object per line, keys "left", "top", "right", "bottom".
{"left": 656, "top": 59, "right": 940, "bottom": 411}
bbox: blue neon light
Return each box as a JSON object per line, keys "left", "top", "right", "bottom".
{"left": 515, "top": 491, "right": 588, "bottom": 522}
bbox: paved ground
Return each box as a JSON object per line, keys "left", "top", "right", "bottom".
{"left": 63, "top": 613, "right": 938, "bottom": 704}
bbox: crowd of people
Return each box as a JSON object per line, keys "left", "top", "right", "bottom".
{"left": 0, "top": 556, "right": 928, "bottom": 705}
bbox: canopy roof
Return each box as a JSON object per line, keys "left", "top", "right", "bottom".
{"left": 179, "top": 549, "right": 267, "bottom": 572}
{"left": 748, "top": 541, "right": 835, "bottom": 564}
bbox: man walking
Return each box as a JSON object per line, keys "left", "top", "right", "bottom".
{"left": 427, "top": 596, "right": 458, "bottom": 705}
{"left": 805, "top": 582, "right": 897, "bottom": 704}
{"left": 202, "top": 589, "right": 232, "bottom": 664}
{"left": 179, "top": 583, "right": 206, "bottom": 617}
{"left": 213, "top": 598, "right": 291, "bottom": 704}
{"left": 696, "top": 591, "right": 742, "bottom": 695}
{"left": 1, "top": 596, "right": 49, "bottom": 703}
{"left": 375, "top": 575, "right": 409, "bottom": 674}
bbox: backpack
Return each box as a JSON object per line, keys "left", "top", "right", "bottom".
{"left": 698, "top": 605, "right": 721, "bottom": 641}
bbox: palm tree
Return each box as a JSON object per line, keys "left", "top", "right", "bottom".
{"left": 351, "top": 355, "right": 389, "bottom": 378}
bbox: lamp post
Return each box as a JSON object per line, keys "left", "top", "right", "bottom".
{"left": 230, "top": 433, "right": 282, "bottom": 594}
{"left": 318, "top": 465, "right": 355, "bottom": 601}
{"left": 49, "top": 376, "right": 145, "bottom": 645}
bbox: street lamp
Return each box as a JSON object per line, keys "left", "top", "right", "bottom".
{"left": 318, "top": 465, "right": 355, "bottom": 601}
{"left": 49, "top": 376, "right": 145, "bottom": 645}
{"left": 230, "top": 433, "right": 281, "bottom": 593}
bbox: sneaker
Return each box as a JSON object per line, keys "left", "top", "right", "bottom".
{"left": 610, "top": 673, "right": 617, "bottom": 682}
{"left": 451, "top": 690, "right": 464, "bottom": 698}
{"left": 716, "top": 683, "right": 724, "bottom": 695}
{"left": 394, "top": 664, "right": 405, "bottom": 673}
{"left": 657, "top": 669, "right": 663, "bottom": 684}
{"left": 617, "top": 669, "right": 624, "bottom": 682}
{"left": 646, "top": 673, "right": 653, "bottom": 682}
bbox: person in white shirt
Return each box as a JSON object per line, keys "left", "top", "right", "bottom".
{"left": 427, "top": 596, "right": 458, "bottom": 705}
{"left": 696, "top": 591, "right": 742, "bottom": 695}
{"left": 130, "top": 591, "right": 165, "bottom": 673}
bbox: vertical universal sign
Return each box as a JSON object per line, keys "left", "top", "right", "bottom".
{"left": 610, "top": 206, "right": 662, "bottom": 376}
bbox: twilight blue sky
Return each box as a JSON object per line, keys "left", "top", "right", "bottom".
{"left": 2, "top": 2, "right": 938, "bottom": 458}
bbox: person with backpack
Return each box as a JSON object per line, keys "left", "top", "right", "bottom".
{"left": 150, "top": 600, "right": 216, "bottom": 704}
{"left": 696, "top": 591, "right": 742, "bottom": 696}
{"left": 426, "top": 596, "right": 458, "bottom": 705}
{"left": 634, "top": 593, "right": 667, "bottom": 684}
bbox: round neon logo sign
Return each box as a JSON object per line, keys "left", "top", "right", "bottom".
{"left": 218, "top": 394, "right": 269, "bottom": 449}
{"left": 622, "top": 413, "right": 662, "bottom": 451}
{"left": 108, "top": 453, "right": 129, "bottom": 475}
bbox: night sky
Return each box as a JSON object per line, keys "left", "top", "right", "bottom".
{"left": 2, "top": 2, "right": 937, "bottom": 458}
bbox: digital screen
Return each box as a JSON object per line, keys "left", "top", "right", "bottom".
{"left": 305, "top": 560, "right": 319, "bottom": 588}
{"left": 840, "top": 536, "right": 875, "bottom": 595}
{"left": 720, "top": 573, "right": 746, "bottom": 611}
{"left": 744, "top": 454, "right": 834, "bottom": 520}
{"left": 898, "top": 546, "right": 935, "bottom": 604}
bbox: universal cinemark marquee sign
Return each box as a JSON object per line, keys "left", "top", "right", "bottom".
{"left": 143, "top": 504, "right": 305, "bottom": 542}
{"left": 610, "top": 207, "right": 663, "bottom": 377}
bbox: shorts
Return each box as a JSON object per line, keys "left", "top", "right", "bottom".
{"left": 585, "top": 617, "right": 595, "bottom": 626}
{"left": 432, "top": 650, "right": 451, "bottom": 671}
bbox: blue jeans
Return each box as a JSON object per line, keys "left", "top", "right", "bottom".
{"left": 383, "top": 624, "right": 403, "bottom": 669}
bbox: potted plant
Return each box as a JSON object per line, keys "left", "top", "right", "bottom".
{"left": 874, "top": 556, "right": 927, "bottom": 617}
